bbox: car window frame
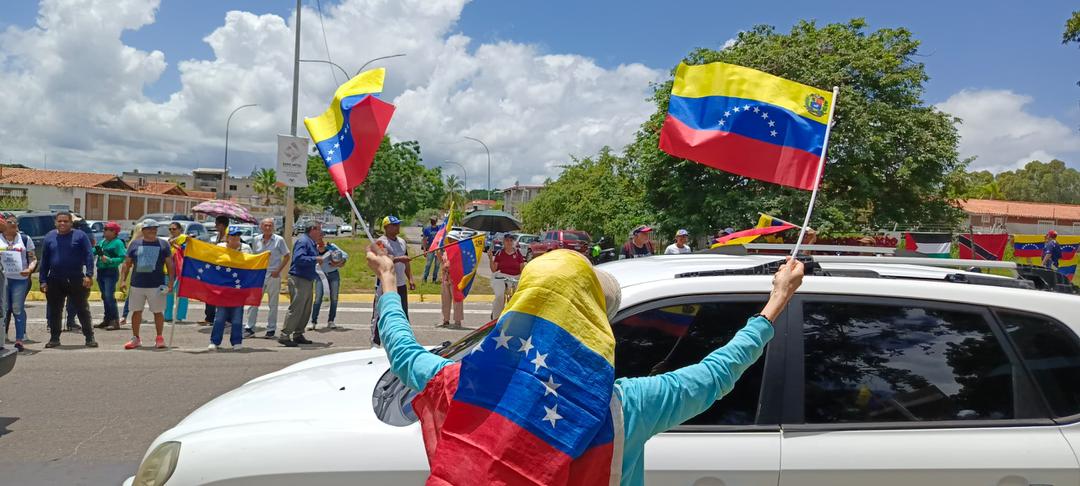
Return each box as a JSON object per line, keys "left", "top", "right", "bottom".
{"left": 610, "top": 293, "right": 787, "bottom": 433}
{"left": 989, "top": 308, "right": 1080, "bottom": 425}
{"left": 783, "top": 294, "right": 1055, "bottom": 432}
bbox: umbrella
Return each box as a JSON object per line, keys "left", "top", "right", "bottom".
{"left": 192, "top": 199, "right": 257, "bottom": 224}
{"left": 459, "top": 210, "right": 522, "bottom": 233}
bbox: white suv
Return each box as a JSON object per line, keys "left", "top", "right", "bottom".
{"left": 126, "top": 254, "right": 1080, "bottom": 485}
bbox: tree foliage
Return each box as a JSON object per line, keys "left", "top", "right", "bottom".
{"left": 951, "top": 160, "right": 1080, "bottom": 204}
{"left": 252, "top": 168, "right": 284, "bottom": 206}
{"left": 1064, "top": 10, "right": 1080, "bottom": 46}
{"left": 627, "top": 19, "right": 966, "bottom": 235}
{"left": 521, "top": 147, "right": 650, "bottom": 243}
{"left": 295, "top": 137, "right": 444, "bottom": 224}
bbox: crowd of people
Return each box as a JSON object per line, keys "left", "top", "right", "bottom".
{"left": 0, "top": 212, "right": 356, "bottom": 352}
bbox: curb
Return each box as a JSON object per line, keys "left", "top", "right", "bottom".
{"left": 25, "top": 291, "right": 494, "bottom": 304}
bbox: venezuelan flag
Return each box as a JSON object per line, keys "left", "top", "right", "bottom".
{"left": 412, "top": 250, "right": 620, "bottom": 484}
{"left": 757, "top": 213, "right": 792, "bottom": 229}
{"left": 660, "top": 62, "right": 834, "bottom": 190}
{"left": 445, "top": 233, "right": 484, "bottom": 302}
{"left": 1058, "top": 236, "right": 1080, "bottom": 282}
{"left": 712, "top": 221, "right": 796, "bottom": 248}
{"left": 1012, "top": 234, "right": 1046, "bottom": 264}
{"left": 178, "top": 239, "right": 268, "bottom": 307}
{"left": 304, "top": 68, "right": 396, "bottom": 195}
{"left": 620, "top": 304, "right": 700, "bottom": 337}
{"left": 427, "top": 203, "right": 455, "bottom": 253}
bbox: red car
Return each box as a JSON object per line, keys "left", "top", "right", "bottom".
{"left": 527, "top": 230, "right": 591, "bottom": 260}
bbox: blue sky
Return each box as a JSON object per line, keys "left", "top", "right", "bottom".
{"left": 0, "top": 0, "right": 1077, "bottom": 182}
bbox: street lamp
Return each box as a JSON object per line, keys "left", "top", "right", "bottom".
{"left": 442, "top": 161, "right": 467, "bottom": 189}
{"left": 298, "top": 59, "right": 349, "bottom": 80}
{"left": 357, "top": 53, "right": 406, "bottom": 74}
{"left": 223, "top": 103, "right": 258, "bottom": 199}
{"left": 463, "top": 136, "right": 491, "bottom": 200}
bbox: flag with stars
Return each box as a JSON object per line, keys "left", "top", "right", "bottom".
{"left": 659, "top": 61, "right": 835, "bottom": 190}
{"left": 1013, "top": 234, "right": 1080, "bottom": 281}
{"left": 412, "top": 250, "right": 621, "bottom": 485}
{"left": 444, "top": 233, "right": 485, "bottom": 302}
{"left": 304, "top": 68, "right": 396, "bottom": 196}
{"left": 177, "top": 239, "right": 269, "bottom": 307}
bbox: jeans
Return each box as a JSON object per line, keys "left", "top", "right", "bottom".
{"left": 164, "top": 278, "right": 188, "bottom": 322}
{"left": 245, "top": 275, "right": 281, "bottom": 332}
{"left": 312, "top": 271, "right": 340, "bottom": 324}
{"left": 97, "top": 268, "right": 119, "bottom": 322}
{"left": 5, "top": 279, "right": 28, "bottom": 341}
{"left": 422, "top": 251, "right": 440, "bottom": 281}
{"left": 45, "top": 277, "right": 92, "bottom": 341}
{"left": 211, "top": 306, "right": 244, "bottom": 346}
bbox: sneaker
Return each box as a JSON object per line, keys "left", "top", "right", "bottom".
{"left": 85, "top": 339, "right": 99, "bottom": 348}
{"left": 292, "top": 334, "right": 313, "bottom": 345}
{"left": 232, "top": 343, "right": 243, "bottom": 351}
{"left": 155, "top": 336, "right": 166, "bottom": 349}
{"left": 14, "top": 340, "right": 23, "bottom": 352}
{"left": 124, "top": 337, "right": 141, "bottom": 350}
{"left": 307, "top": 323, "right": 317, "bottom": 331}
{"left": 327, "top": 321, "right": 336, "bottom": 329}
{"left": 44, "top": 340, "right": 60, "bottom": 348}
{"left": 263, "top": 331, "right": 276, "bottom": 339}
{"left": 278, "top": 337, "right": 298, "bottom": 347}
{"left": 207, "top": 343, "right": 218, "bottom": 351}
{"left": 244, "top": 328, "right": 255, "bottom": 338}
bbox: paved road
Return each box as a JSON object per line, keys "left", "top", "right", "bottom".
{"left": 0, "top": 297, "right": 492, "bottom": 485}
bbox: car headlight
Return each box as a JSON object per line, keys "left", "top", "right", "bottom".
{"left": 134, "top": 441, "right": 181, "bottom": 486}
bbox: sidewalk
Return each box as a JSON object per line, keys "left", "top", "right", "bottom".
{"left": 24, "top": 291, "right": 494, "bottom": 304}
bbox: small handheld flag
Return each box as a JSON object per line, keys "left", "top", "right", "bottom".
{"left": 444, "top": 234, "right": 485, "bottom": 302}
{"left": 178, "top": 239, "right": 269, "bottom": 307}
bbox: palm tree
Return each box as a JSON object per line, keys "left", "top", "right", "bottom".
{"left": 253, "top": 168, "right": 278, "bottom": 205}
{"left": 444, "top": 174, "right": 466, "bottom": 209}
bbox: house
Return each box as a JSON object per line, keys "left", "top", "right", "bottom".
{"left": 0, "top": 167, "right": 211, "bottom": 229}
{"left": 958, "top": 199, "right": 1080, "bottom": 235}
{"left": 122, "top": 167, "right": 259, "bottom": 201}
{"left": 465, "top": 199, "right": 497, "bottom": 213}
{"left": 501, "top": 183, "right": 545, "bottom": 218}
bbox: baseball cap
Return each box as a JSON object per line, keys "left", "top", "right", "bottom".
{"left": 104, "top": 221, "right": 121, "bottom": 232}
{"left": 1047, "top": 230, "right": 1058, "bottom": 238}
{"left": 632, "top": 225, "right": 653, "bottom": 235}
{"left": 227, "top": 226, "right": 244, "bottom": 236}
{"left": 382, "top": 215, "right": 401, "bottom": 227}
{"left": 676, "top": 229, "right": 689, "bottom": 237}
{"left": 723, "top": 227, "right": 736, "bottom": 235}
{"left": 141, "top": 218, "right": 160, "bottom": 228}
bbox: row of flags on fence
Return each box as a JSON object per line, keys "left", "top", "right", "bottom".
{"left": 904, "top": 232, "right": 1079, "bottom": 281}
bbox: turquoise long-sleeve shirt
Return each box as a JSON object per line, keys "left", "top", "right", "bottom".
{"left": 375, "top": 293, "right": 773, "bottom": 486}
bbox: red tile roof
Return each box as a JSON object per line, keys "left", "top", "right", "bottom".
{"left": 959, "top": 199, "right": 1080, "bottom": 221}
{"left": 185, "top": 190, "right": 216, "bottom": 200}
{"left": 137, "top": 181, "right": 188, "bottom": 195}
{"left": 0, "top": 167, "right": 133, "bottom": 190}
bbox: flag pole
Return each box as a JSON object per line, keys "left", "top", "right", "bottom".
{"left": 791, "top": 86, "right": 840, "bottom": 257}
{"left": 344, "top": 190, "right": 377, "bottom": 243}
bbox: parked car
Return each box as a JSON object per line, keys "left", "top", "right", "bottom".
{"left": 127, "top": 254, "right": 1080, "bottom": 485}
{"left": 229, "top": 224, "right": 257, "bottom": 245}
{"left": 137, "top": 213, "right": 193, "bottom": 225}
{"left": 513, "top": 233, "right": 539, "bottom": 255}
{"left": 15, "top": 211, "right": 93, "bottom": 258}
{"left": 85, "top": 220, "right": 131, "bottom": 245}
{"left": 527, "top": 230, "right": 591, "bottom": 260}
{"left": 339, "top": 224, "right": 353, "bottom": 236}
{"left": 323, "top": 223, "right": 340, "bottom": 236}
{"left": 131, "top": 220, "right": 211, "bottom": 242}
{"left": 446, "top": 226, "right": 478, "bottom": 242}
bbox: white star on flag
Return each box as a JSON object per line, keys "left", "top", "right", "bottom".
{"left": 543, "top": 404, "right": 562, "bottom": 427}
{"left": 761, "top": 112, "right": 769, "bottom": 119}
{"left": 531, "top": 352, "right": 548, "bottom": 372}
{"left": 752, "top": 106, "right": 760, "bottom": 113}
{"left": 232, "top": 272, "right": 238, "bottom": 278}
{"left": 470, "top": 340, "right": 484, "bottom": 355}
{"left": 743, "top": 104, "right": 750, "bottom": 110}
{"left": 328, "top": 149, "right": 335, "bottom": 157}
{"left": 770, "top": 130, "right": 778, "bottom": 137}
{"left": 494, "top": 327, "right": 513, "bottom": 350}
{"left": 215, "top": 265, "right": 221, "bottom": 270}
{"left": 718, "top": 120, "right": 725, "bottom": 127}
{"left": 733, "top": 106, "right": 741, "bottom": 113}
{"left": 768, "top": 120, "right": 776, "bottom": 127}
{"left": 333, "top": 142, "right": 339, "bottom": 148}
{"left": 235, "top": 284, "right": 241, "bottom": 288}
{"left": 543, "top": 375, "right": 560, "bottom": 397}
{"left": 197, "top": 268, "right": 203, "bottom": 273}
{"left": 723, "top": 110, "right": 731, "bottom": 117}
{"left": 518, "top": 336, "right": 534, "bottom": 355}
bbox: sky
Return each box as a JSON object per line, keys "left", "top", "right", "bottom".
{"left": 0, "top": 0, "right": 1077, "bottom": 190}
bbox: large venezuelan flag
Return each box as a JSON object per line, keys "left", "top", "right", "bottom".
{"left": 445, "top": 233, "right": 484, "bottom": 302}
{"left": 412, "top": 250, "right": 620, "bottom": 484}
{"left": 178, "top": 239, "right": 269, "bottom": 307}
{"left": 1012, "top": 234, "right": 1045, "bottom": 264}
{"left": 660, "top": 62, "right": 835, "bottom": 190}
{"left": 304, "top": 68, "right": 396, "bottom": 195}
{"left": 1058, "top": 236, "right": 1080, "bottom": 281}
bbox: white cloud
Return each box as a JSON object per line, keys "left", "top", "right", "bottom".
{"left": 937, "top": 89, "right": 1080, "bottom": 172}
{"left": 0, "top": 0, "right": 661, "bottom": 189}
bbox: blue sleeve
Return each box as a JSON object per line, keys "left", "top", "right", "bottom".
{"left": 618, "top": 316, "right": 774, "bottom": 448}
{"left": 38, "top": 234, "right": 52, "bottom": 285}
{"left": 81, "top": 232, "right": 95, "bottom": 277}
{"left": 294, "top": 239, "right": 317, "bottom": 265}
{"left": 376, "top": 292, "right": 452, "bottom": 392}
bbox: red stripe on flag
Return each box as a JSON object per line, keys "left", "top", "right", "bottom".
{"left": 178, "top": 276, "right": 262, "bottom": 307}
{"left": 444, "top": 242, "right": 466, "bottom": 302}
{"left": 713, "top": 223, "right": 796, "bottom": 245}
{"left": 334, "top": 96, "right": 395, "bottom": 195}
{"left": 659, "top": 114, "right": 820, "bottom": 190}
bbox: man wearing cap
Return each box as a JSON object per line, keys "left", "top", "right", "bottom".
{"left": 246, "top": 217, "right": 290, "bottom": 338}
{"left": 119, "top": 219, "right": 174, "bottom": 350}
{"left": 421, "top": 216, "right": 442, "bottom": 283}
{"left": 665, "top": 229, "right": 693, "bottom": 255}
{"left": 1043, "top": 230, "right": 1063, "bottom": 270}
{"left": 279, "top": 221, "right": 322, "bottom": 347}
{"left": 94, "top": 221, "right": 126, "bottom": 331}
{"left": 621, "top": 225, "right": 656, "bottom": 259}
{"left": 371, "top": 215, "right": 414, "bottom": 346}
{"left": 40, "top": 211, "right": 97, "bottom": 348}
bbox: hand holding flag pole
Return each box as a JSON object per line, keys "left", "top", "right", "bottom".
{"left": 790, "top": 86, "right": 839, "bottom": 257}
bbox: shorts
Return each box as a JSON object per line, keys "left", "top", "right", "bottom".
{"left": 129, "top": 286, "right": 167, "bottom": 314}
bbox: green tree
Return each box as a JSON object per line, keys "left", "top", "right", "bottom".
{"left": 295, "top": 137, "right": 444, "bottom": 226}
{"left": 252, "top": 168, "right": 281, "bottom": 205}
{"left": 1064, "top": 10, "right": 1080, "bottom": 46}
{"left": 444, "top": 175, "right": 466, "bottom": 209}
{"left": 521, "top": 147, "right": 650, "bottom": 243}
{"left": 627, "top": 19, "right": 966, "bottom": 235}
{"left": 995, "top": 159, "right": 1080, "bottom": 204}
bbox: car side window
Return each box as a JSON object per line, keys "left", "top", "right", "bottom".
{"left": 802, "top": 301, "right": 1024, "bottom": 424}
{"left": 998, "top": 310, "right": 1080, "bottom": 418}
{"left": 613, "top": 298, "right": 769, "bottom": 426}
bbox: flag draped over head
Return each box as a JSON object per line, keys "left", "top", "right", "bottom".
{"left": 444, "top": 233, "right": 484, "bottom": 302}
{"left": 1014, "top": 234, "right": 1080, "bottom": 281}
{"left": 659, "top": 62, "right": 835, "bottom": 190}
{"left": 958, "top": 233, "right": 1009, "bottom": 261}
{"left": 178, "top": 239, "right": 268, "bottom": 307}
{"left": 903, "top": 232, "right": 952, "bottom": 258}
{"left": 304, "top": 68, "right": 396, "bottom": 196}
{"left": 711, "top": 221, "right": 796, "bottom": 248}
{"left": 411, "top": 250, "right": 621, "bottom": 485}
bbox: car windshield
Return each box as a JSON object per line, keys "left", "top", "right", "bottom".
{"left": 562, "top": 232, "right": 589, "bottom": 241}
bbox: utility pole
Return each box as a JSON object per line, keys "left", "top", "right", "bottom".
{"left": 285, "top": 0, "right": 301, "bottom": 247}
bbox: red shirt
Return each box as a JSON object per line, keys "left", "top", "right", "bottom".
{"left": 493, "top": 249, "right": 525, "bottom": 276}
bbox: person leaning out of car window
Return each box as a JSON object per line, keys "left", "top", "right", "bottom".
{"left": 621, "top": 224, "right": 656, "bottom": 259}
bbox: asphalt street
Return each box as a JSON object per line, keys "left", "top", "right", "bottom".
{"left": 0, "top": 296, "right": 491, "bottom": 485}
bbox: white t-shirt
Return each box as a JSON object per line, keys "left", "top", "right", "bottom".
{"left": 664, "top": 243, "right": 692, "bottom": 255}
{"left": 375, "top": 235, "right": 408, "bottom": 288}
{"left": 0, "top": 233, "right": 33, "bottom": 280}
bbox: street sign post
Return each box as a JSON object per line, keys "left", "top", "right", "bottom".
{"left": 276, "top": 134, "right": 309, "bottom": 188}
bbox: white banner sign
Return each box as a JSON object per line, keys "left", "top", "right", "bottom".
{"left": 276, "top": 134, "right": 309, "bottom": 188}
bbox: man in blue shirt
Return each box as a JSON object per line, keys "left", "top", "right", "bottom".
{"left": 119, "top": 219, "right": 174, "bottom": 350}
{"left": 1043, "top": 230, "right": 1063, "bottom": 270}
{"left": 421, "top": 216, "right": 442, "bottom": 282}
{"left": 279, "top": 221, "right": 323, "bottom": 347}
{"left": 40, "top": 211, "right": 97, "bottom": 348}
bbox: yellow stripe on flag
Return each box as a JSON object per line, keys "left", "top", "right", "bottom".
{"left": 184, "top": 239, "right": 269, "bottom": 271}
{"left": 303, "top": 68, "right": 386, "bottom": 143}
{"left": 671, "top": 62, "right": 834, "bottom": 124}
